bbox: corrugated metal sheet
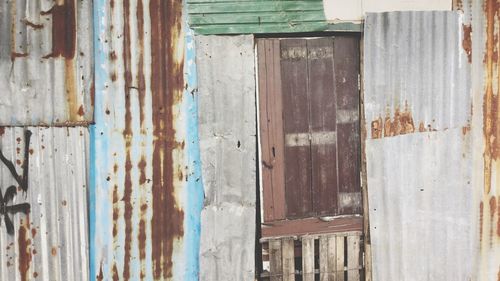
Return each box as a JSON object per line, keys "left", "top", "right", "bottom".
{"left": 90, "top": 1, "right": 203, "bottom": 280}
{"left": 462, "top": 0, "right": 500, "bottom": 279}
{"left": 364, "top": 11, "right": 474, "bottom": 281}
{"left": 0, "top": 127, "right": 89, "bottom": 281}
{"left": 196, "top": 35, "right": 257, "bottom": 280}
{"left": 0, "top": 0, "right": 93, "bottom": 126}
{"left": 187, "top": 0, "right": 329, "bottom": 34}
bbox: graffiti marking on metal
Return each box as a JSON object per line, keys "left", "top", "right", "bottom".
{"left": 0, "top": 130, "right": 31, "bottom": 235}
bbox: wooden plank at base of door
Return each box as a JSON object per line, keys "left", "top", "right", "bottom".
{"left": 302, "top": 236, "right": 315, "bottom": 281}
{"left": 282, "top": 238, "right": 296, "bottom": 281}
{"left": 270, "top": 239, "right": 283, "bottom": 281}
{"left": 347, "top": 235, "right": 361, "bottom": 280}
{"left": 319, "top": 235, "right": 337, "bottom": 281}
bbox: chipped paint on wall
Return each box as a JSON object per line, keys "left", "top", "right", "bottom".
{"left": 0, "top": 0, "right": 93, "bottom": 126}
{"left": 90, "top": 0, "right": 202, "bottom": 280}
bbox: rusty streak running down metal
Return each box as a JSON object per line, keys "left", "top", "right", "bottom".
{"left": 149, "top": 0, "right": 185, "bottom": 279}
{"left": 476, "top": 0, "right": 500, "bottom": 280}
{"left": 122, "top": 0, "right": 133, "bottom": 280}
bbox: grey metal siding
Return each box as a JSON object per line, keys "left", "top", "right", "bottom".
{"left": 0, "top": 0, "right": 93, "bottom": 125}
{"left": 0, "top": 127, "right": 89, "bottom": 281}
{"left": 364, "top": 11, "right": 474, "bottom": 281}
{"left": 196, "top": 35, "right": 257, "bottom": 280}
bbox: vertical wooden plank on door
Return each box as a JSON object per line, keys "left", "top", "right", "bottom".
{"left": 281, "top": 39, "right": 313, "bottom": 218}
{"left": 334, "top": 36, "right": 362, "bottom": 215}
{"left": 307, "top": 38, "right": 338, "bottom": 216}
{"left": 320, "top": 234, "right": 337, "bottom": 281}
{"left": 282, "top": 238, "right": 296, "bottom": 281}
{"left": 270, "top": 239, "right": 283, "bottom": 281}
{"left": 347, "top": 235, "right": 361, "bottom": 281}
{"left": 302, "top": 236, "right": 315, "bottom": 281}
{"left": 257, "top": 39, "right": 275, "bottom": 222}
{"left": 257, "top": 38, "right": 286, "bottom": 222}
{"left": 269, "top": 39, "right": 286, "bottom": 220}
{"left": 336, "top": 235, "right": 345, "bottom": 281}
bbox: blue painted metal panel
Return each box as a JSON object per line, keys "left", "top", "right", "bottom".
{"left": 90, "top": 1, "right": 202, "bottom": 280}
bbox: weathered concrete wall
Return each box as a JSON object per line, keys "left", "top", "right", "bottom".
{"left": 196, "top": 35, "right": 257, "bottom": 280}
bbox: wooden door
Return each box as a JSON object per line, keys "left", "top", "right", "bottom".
{"left": 258, "top": 36, "right": 361, "bottom": 223}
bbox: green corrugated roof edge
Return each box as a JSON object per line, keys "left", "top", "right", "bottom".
{"left": 187, "top": 1, "right": 362, "bottom": 35}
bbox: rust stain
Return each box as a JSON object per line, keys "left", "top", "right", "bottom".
{"left": 51, "top": 247, "right": 57, "bottom": 256}
{"left": 22, "top": 19, "right": 44, "bottom": 29}
{"left": 462, "top": 124, "right": 472, "bottom": 135}
{"left": 418, "top": 122, "right": 427, "bottom": 132}
{"left": 383, "top": 103, "right": 415, "bottom": 137}
{"left": 112, "top": 185, "right": 119, "bottom": 238}
{"left": 138, "top": 157, "right": 147, "bottom": 184}
{"left": 481, "top": 0, "right": 500, "bottom": 262}
{"left": 10, "top": 2, "right": 16, "bottom": 59}
{"left": 77, "top": 105, "right": 85, "bottom": 116}
{"left": 462, "top": 24, "right": 472, "bottom": 64}
{"left": 139, "top": 204, "right": 147, "bottom": 279}
{"left": 41, "top": 1, "right": 80, "bottom": 122}
{"left": 33, "top": 272, "right": 38, "bottom": 278}
{"left": 90, "top": 81, "right": 95, "bottom": 107}
{"left": 453, "top": 0, "right": 463, "bottom": 11}
{"left": 491, "top": 196, "right": 497, "bottom": 238}
{"left": 31, "top": 228, "right": 36, "bottom": 238}
{"left": 18, "top": 218, "right": 32, "bottom": 281}
{"left": 137, "top": 0, "right": 146, "bottom": 127}
{"left": 112, "top": 263, "right": 119, "bottom": 281}
{"left": 97, "top": 262, "right": 104, "bottom": 281}
{"left": 369, "top": 103, "right": 446, "bottom": 139}
{"left": 11, "top": 52, "right": 28, "bottom": 60}
{"left": 480, "top": 201, "right": 484, "bottom": 242}
{"left": 371, "top": 117, "right": 383, "bottom": 139}
{"left": 41, "top": 1, "right": 76, "bottom": 59}
{"left": 109, "top": 51, "right": 117, "bottom": 61}
{"left": 122, "top": 0, "right": 133, "bottom": 279}
{"left": 149, "top": 0, "right": 185, "bottom": 278}
{"left": 0, "top": 127, "right": 4, "bottom": 136}
{"left": 497, "top": 196, "right": 500, "bottom": 237}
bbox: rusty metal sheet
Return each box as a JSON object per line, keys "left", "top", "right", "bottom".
{"left": 0, "top": 127, "right": 89, "bottom": 281}
{"left": 90, "top": 1, "right": 203, "bottom": 280}
{"left": 0, "top": 0, "right": 93, "bottom": 126}
{"left": 364, "top": 11, "right": 474, "bottom": 281}
{"left": 196, "top": 34, "right": 257, "bottom": 281}
{"left": 460, "top": 0, "right": 500, "bottom": 279}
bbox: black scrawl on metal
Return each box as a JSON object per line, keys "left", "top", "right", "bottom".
{"left": 0, "top": 130, "right": 31, "bottom": 235}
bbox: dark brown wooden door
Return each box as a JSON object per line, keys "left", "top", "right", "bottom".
{"left": 258, "top": 36, "right": 361, "bottom": 222}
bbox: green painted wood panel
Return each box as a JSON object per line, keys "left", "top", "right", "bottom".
{"left": 187, "top": 0, "right": 330, "bottom": 34}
